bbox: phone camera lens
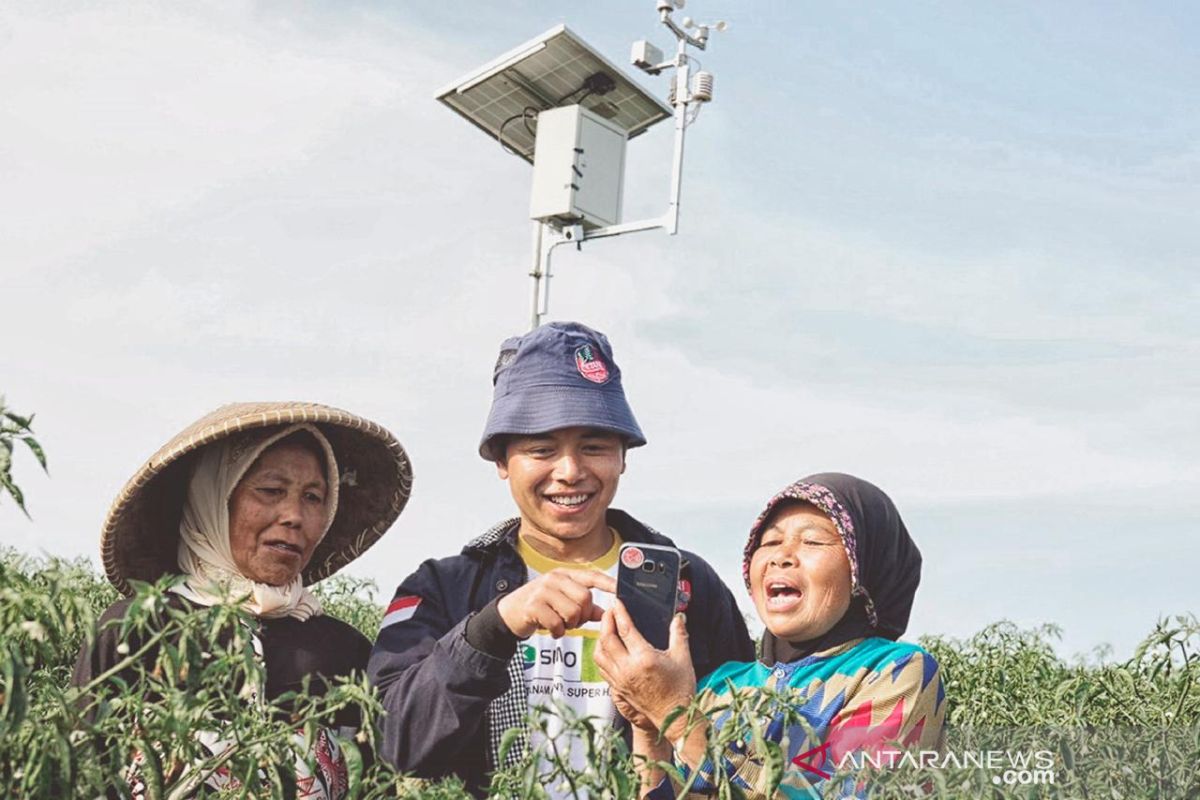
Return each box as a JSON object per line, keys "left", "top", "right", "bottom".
{"left": 641, "top": 561, "right": 655, "bottom": 573}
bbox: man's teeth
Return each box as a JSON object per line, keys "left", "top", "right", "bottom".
{"left": 548, "top": 494, "right": 590, "bottom": 507}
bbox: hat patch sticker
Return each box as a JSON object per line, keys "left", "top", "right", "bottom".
{"left": 575, "top": 344, "right": 611, "bottom": 384}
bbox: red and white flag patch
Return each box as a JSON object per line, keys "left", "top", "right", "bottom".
{"left": 676, "top": 578, "right": 692, "bottom": 612}
{"left": 381, "top": 595, "right": 422, "bottom": 629}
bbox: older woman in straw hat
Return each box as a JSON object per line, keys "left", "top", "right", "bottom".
{"left": 72, "top": 402, "right": 412, "bottom": 799}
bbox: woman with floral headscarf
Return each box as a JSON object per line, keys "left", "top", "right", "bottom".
{"left": 72, "top": 402, "right": 412, "bottom": 799}
{"left": 594, "top": 473, "right": 946, "bottom": 798}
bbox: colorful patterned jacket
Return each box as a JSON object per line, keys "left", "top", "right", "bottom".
{"left": 658, "top": 637, "right": 946, "bottom": 799}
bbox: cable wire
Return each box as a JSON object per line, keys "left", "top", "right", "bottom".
{"left": 497, "top": 106, "right": 540, "bottom": 158}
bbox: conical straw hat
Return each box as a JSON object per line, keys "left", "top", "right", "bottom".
{"left": 101, "top": 401, "right": 412, "bottom": 596}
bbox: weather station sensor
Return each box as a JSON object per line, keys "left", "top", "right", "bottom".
{"left": 435, "top": 2, "right": 728, "bottom": 328}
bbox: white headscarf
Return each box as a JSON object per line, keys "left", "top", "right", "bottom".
{"left": 171, "top": 423, "right": 340, "bottom": 621}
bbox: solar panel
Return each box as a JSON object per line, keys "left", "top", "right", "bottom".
{"left": 435, "top": 25, "right": 673, "bottom": 164}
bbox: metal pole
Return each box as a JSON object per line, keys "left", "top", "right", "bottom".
{"left": 538, "top": 233, "right": 555, "bottom": 327}
{"left": 529, "top": 222, "right": 566, "bottom": 330}
{"left": 528, "top": 221, "right": 544, "bottom": 329}
{"left": 665, "top": 37, "right": 690, "bottom": 235}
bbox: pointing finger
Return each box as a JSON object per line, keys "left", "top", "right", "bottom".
{"left": 569, "top": 569, "right": 617, "bottom": 595}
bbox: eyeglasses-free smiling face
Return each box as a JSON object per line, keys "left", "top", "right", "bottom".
{"left": 497, "top": 426, "right": 625, "bottom": 554}
{"left": 749, "top": 501, "right": 853, "bottom": 642}
{"left": 228, "top": 441, "right": 329, "bottom": 586}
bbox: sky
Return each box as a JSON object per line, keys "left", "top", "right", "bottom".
{"left": 1, "top": 1, "right": 1197, "bottom": 660}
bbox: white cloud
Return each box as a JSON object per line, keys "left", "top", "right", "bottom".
{"left": 0, "top": 2, "right": 440, "bottom": 272}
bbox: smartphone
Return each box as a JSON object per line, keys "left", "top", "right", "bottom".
{"left": 616, "top": 543, "right": 681, "bottom": 650}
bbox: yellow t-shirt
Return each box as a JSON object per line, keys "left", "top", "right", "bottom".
{"left": 516, "top": 529, "right": 622, "bottom": 798}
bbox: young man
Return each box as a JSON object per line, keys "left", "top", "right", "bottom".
{"left": 368, "top": 321, "right": 754, "bottom": 796}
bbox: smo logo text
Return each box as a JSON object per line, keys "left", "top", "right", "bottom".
{"left": 522, "top": 645, "right": 579, "bottom": 670}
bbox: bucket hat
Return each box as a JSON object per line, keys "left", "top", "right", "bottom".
{"left": 479, "top": 321, "right": 646, "bottom": 460}
{"left": 101, "top": 401, "right": 412, "bottom": 596}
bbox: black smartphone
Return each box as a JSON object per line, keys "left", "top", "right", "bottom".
{"left": 616, "top": 543, "right": 681, "bottom": 650}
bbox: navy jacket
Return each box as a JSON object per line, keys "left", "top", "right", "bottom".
{"left": 368, "top": 509, "right": 755, "bottom": 796}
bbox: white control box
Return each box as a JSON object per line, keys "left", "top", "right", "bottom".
{"left": 529, "top": 104, "right": 627, "bottom": 229}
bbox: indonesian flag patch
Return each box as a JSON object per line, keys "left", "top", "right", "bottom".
{"left": 676, "top": 578, "right": 692, "bottom": 612}
{"left": 381, "top": 595, "right": 422, "bottom": 629}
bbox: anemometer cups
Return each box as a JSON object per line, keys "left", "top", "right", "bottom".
{"left": 479, "top": 321, "right": 647, "bottom": 461}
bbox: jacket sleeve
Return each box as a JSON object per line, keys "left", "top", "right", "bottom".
{"left": 367, "top": 558, "right": 514, "bottom": 777}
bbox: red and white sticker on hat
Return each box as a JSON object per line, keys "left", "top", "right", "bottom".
{"left": 380, "top": 595, "right": 422, "bottom": 630}
{"left": 575, "top": 344, "right": 610, "bottom": 384}
{"left": 620, "top": 546, "right": 644, "bottom": 569}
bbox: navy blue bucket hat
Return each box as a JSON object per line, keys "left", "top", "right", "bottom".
{"left": 479, "top": 321, "right": 647, "bottom": 460}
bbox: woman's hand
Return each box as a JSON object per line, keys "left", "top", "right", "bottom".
{"left": 593, "top": 600, "right": 697, "bottom": 731}
{"left": 610, "top": 689, "right": 657, "bottom": 732}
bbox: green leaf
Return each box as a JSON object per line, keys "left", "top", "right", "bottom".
{"left": 331, "top": 731, "right": 364, "bottom": 800}
{"left": 660, "top": 705, "right": 688, "bottom": 743}
{"left": 1059, "top": 738, "right": 1076, "bottom": 771}
{"left": 137, "top": 737, "right": 166, "bottom": 800}
{"left": 4, "top": 410, "right": 34, "bottom": 429}
{"left": 52, "top": 727, "right": 77, "bottom": 796}
{"left": 498, "top": 726, "right": 524, "bottom": 766}
{"left": 0, "top": 470, "right": 30, "bottom": 517}
{"left": 0, "top": 642, "right": 29, "bottom": 732}
{"left": 20, "top": 435, "right": 47, "bottom": 472}
{"left": 762, "top": 740, "right": 787, "bottom": 798}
